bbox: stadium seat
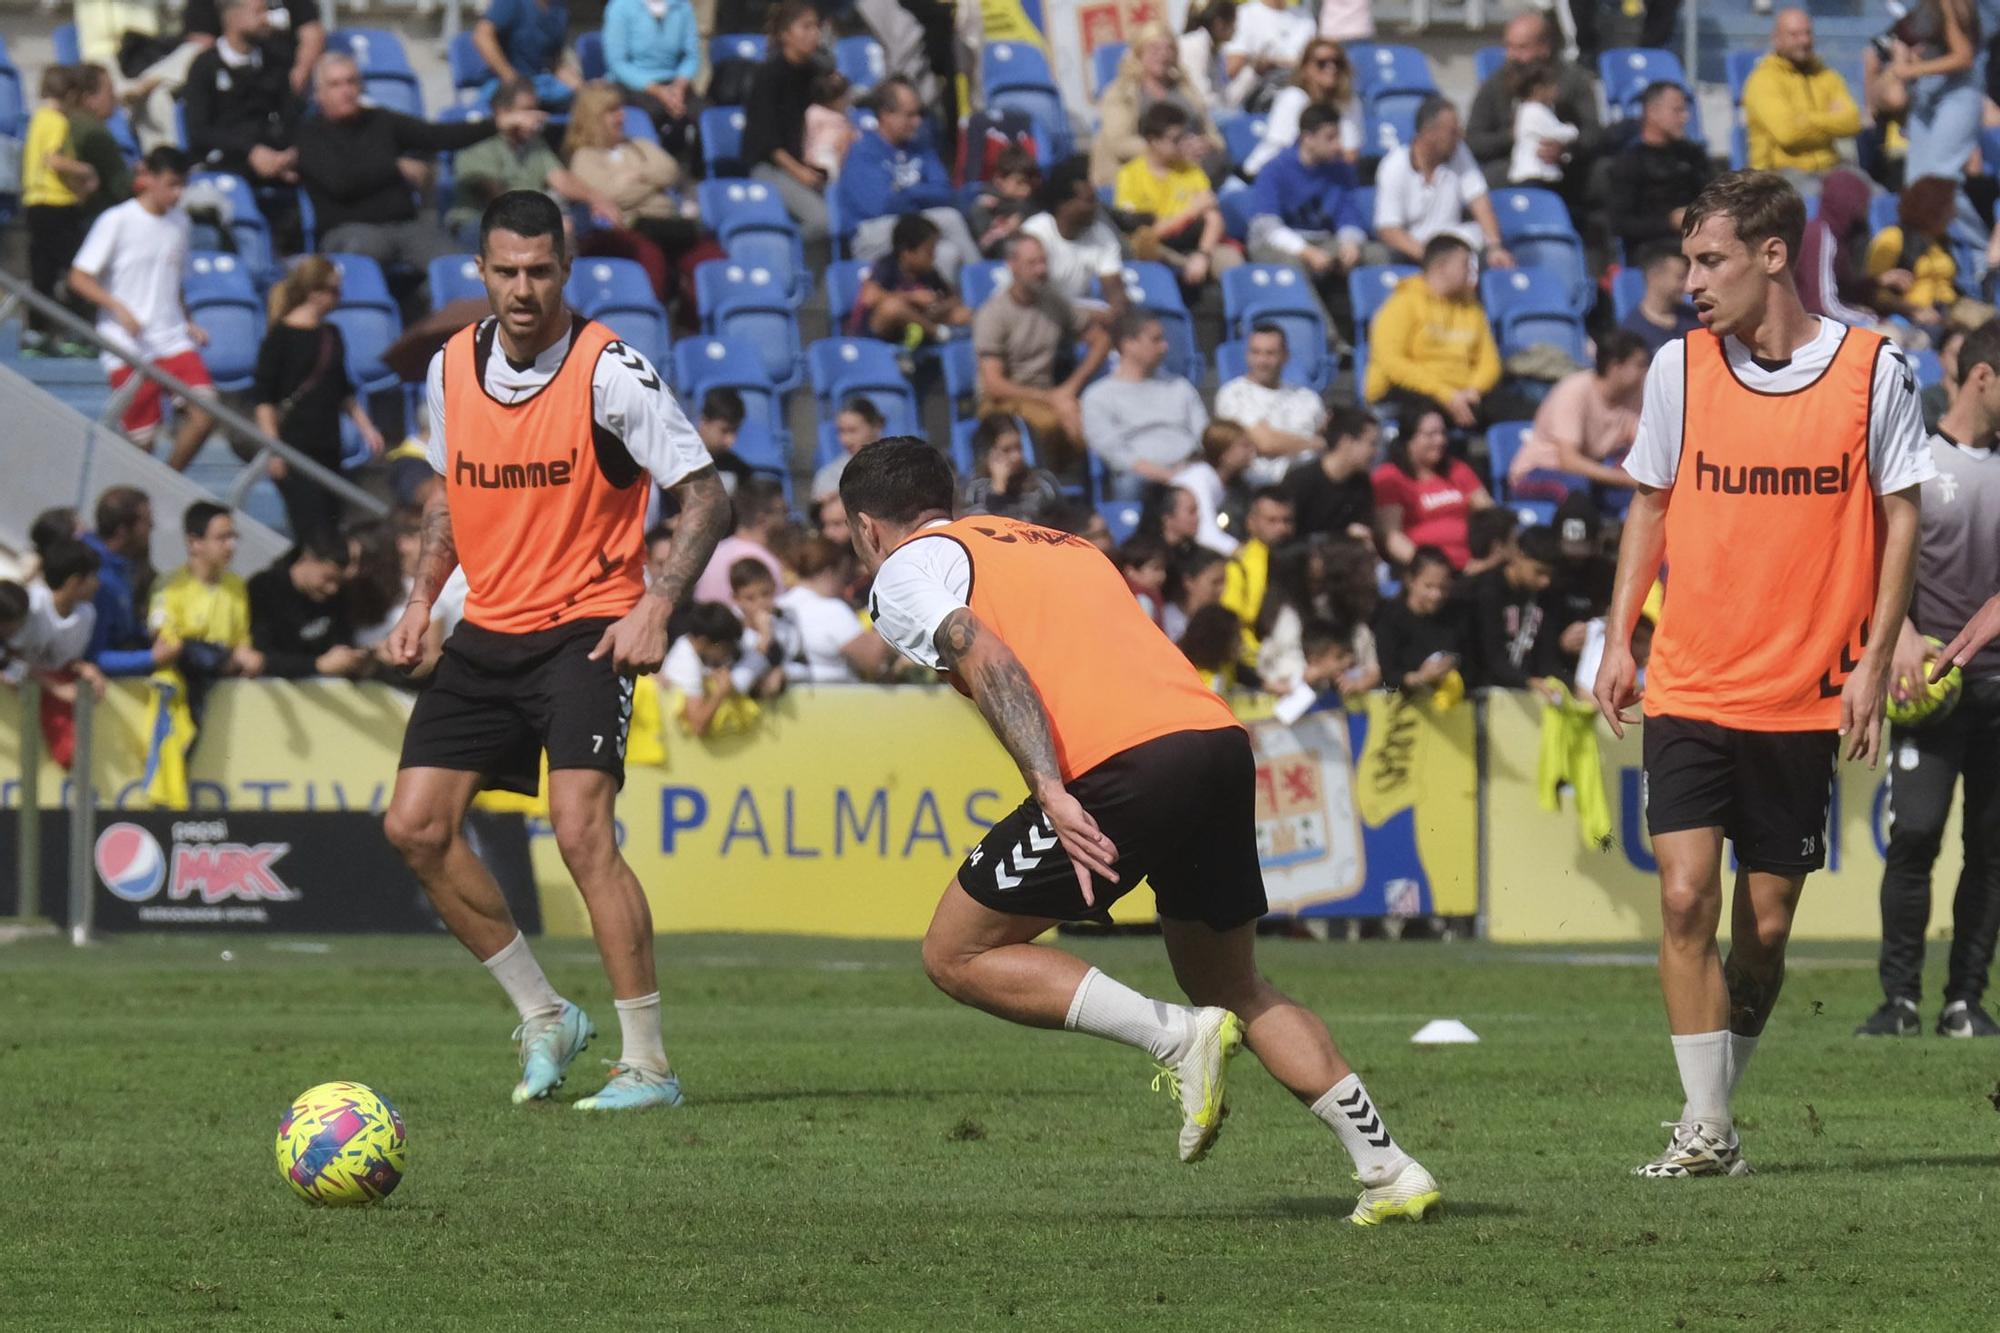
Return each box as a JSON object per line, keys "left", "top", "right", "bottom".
{"left": 982, "top": 41, "right": 1071, "bottom": 158}
{"left": 1598, "top": 48, "right": 1689, "bottom": 118}
{"left": 700, "top": 107, "right": 748, "bottom": 177}
{"left": 674, "top": 336, "right": 785, "bottom": 438}
{"left": 1730, "top": 123, "right": 1749, "bottom": 171}
{"left": 1911, "top": 346, "right": 1944, "bottom": 389}
{"left": 1214, "top": 337, "right": 1315, "bottom": 389}
{"left": 836, "top": 36, "right": 886, "bottom": 92}
{"left": 1609, "top": 267, "right": 1646, "bottom": 324}
{"left": 1217, "top": 112, "right": 1267, "bottom": 171}
{"left": 576, "top": 32, "right": 607, "bottom": 82}
{"left": 329, "top": 28, "right": 415, "bottom": 75}
{"left": 1098, "top": 500, "right": 1143, "bottom": 547}
{"left": 1869, "top": 192, "right": 1899, "bottom": 234}
{"left": 186, "top": 172, "right": 275, "bottom": 282}
{"left": 1349, "top": 263, "right": 1416, "bottom": 326}
{"left": 1491, "top": 188, "right": 1592, "bottom": 315}
{"left": 1090, "top": 42, "right": 1127, "bottom": 97}
{"left": 1222, "top": 267, "right": 1330, "bottom": 391}
{"left": 184, "top": 250, "right": 258, "bottom": 306}
{"left": 1217, "top": 180, "right": 1254, "bottom": 242}
{"left": 1473, "top": 45, "right": 1505, "bottom": 86}
{"left": 983, "top": 40, "right": 1058, "bottom": 94}
{"left": 1352, "top": 44, "right": 1437, "bottom": 99}
{"left": 1726, "top": 49, "right": 1763, "bottom": 105}
{"left": 566, "top": 257, "right": 656, "bottom": 314}
{"left": 702, "top": 261, "right": 805, "bottom": 391}
{"left": 699, "top": 178, "right": 791, "bottom": 239}
{"left": 184, "top": 252, "right": 263, "bottom": 392}
{"left": 950, "top": 418, "right": 983, "bottom": 473}
{"left": 106, "top": 108, "right": 140, "bottom": 160}
{"left": 622, "top": 106, "right": 661, "bottom": 148}
{"left": 941, "top": 335, "right": 979, "bottom": 413}
{"left": 729, "top": 419, "right": 790, "bottom": 476}
{"left": 960, "top": 259, "right": 1009, "bottom": 312}
{"left": 1480, "top": 265, "right": 1572, "bottom": 326}
{"left": 824, "top": 259, "right": 874, "bottom": 331}
{"left": 447, "top": 32, "right": 490, "bottom": 97}
{"left": 1113, "top": 261, "right": 1200, "bottom": 383}
{"left": 426, "top": 254, "right": 485, "bottom": 310}
{"left": 710, "top": 33, "right": 767, "bottom": 67}
{"left": 1363, "top": 101, "right": 1418, "bottom": 158}
{"left": 807, "top": 338, "right": 921, "bottom": 435}
{"left": 325, "top": 254, "right": 403, "bottom": 399}
{"left": 1499, "top": 304, "right": 1588, "bottom": 365}
{"left": 52, "top": 22, "right": 80, "bottom": 65}
{"left": 825, "top": 185, "right": 858, "bottom": 260}
{"left": 364, "top": 74, "right": 425, "bottom": 119}
{"left": 1485, "top": 421, "right": 1529, "bottom": 494}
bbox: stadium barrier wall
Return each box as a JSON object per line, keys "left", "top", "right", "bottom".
{"left": 0, "top": 685, "right": 1959, "bottom": 942}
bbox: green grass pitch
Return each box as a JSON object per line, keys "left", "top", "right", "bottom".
{"left": 3, "top": 932, "right": 1997, "bottom": 1329}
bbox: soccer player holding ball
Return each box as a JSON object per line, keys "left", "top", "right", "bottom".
{"left": 383, "top": 193, "right": 729, "bottom": 1110}
{"left": 840, "top": 440, "right": 1440, "bottom": 1224}
{"left": 1593, "top": 172, "right": 1934, "bottom": 1177}
{"left": 1858, "top": 321, "right": 2000, "bottom": 1039}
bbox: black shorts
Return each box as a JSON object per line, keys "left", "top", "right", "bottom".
{"left": 1642, "top": 715, "right": 1838, "bottom": 874}
{"left": 399, "top": 619, "right": 633, "bottom": 795}
{"left": 956, "top": 726, "right": 1269, "bottom": 932}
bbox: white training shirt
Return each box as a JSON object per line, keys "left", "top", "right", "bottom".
{"left": 1371, "top": 143, "right": 1489, "bottom": 244}
{"left": 1623, "top": 319, "right": 1936, "bottom": 495}
{"left": 70, "top": 199, "right": 194, "bottom": 371}
{"left": 7, "top": 581, "right": 97, "bottom": 673}
{"left": 423, "top": 317, "right": 710, "bottom": 491}
{"left": 1223, "top": 0, "right": 1316, "bottom": 66}
{"left": 869, "top": 521, "right": 973, "bottom": 671}
{"left": 778, "top": 584, "right": 868, "bottom": 683}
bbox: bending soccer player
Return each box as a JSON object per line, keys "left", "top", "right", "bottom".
{"left": 1594, "top": 171, "right": 1932, "bottom": 1177}
{"left": 382, "top": 191, "right": 729, "bottom": 1110}
{"left": 841, "top": 439, "right": 1439, "bottom": 1224}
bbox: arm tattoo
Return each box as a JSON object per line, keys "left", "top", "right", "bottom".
{"left": 409, "top": 490, "right": 458, "bottom": 604}
{"left": 935, "top": 609, "right": 1062, "bottom": 791}
{"left": 650, "top": 466, "right": 729, "bottom": 610}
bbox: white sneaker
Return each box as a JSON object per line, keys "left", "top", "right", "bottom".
{"left": 1633, "top": 1120, "right": 1752, "bottom": 1178}
{"left": 1350, "top": 1159, "right": 1442, "bottom": 1225}
{"left": 1150, "top": 1007, "right": 1244, "bottom": 1163}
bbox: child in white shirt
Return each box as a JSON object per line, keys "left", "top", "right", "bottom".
{"left": 1509, "top": 64, "right": 1578, "bottom": 185}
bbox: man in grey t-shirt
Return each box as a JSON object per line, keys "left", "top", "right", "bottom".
{"left": 1861, "top": 320, "right": 2000, "bottom": 1040}
{"left": 1080, "top": 310, "right": 1209, "bottom": 502}
{"left": 973, "top": 234, "right": 1111, "bottom": 474}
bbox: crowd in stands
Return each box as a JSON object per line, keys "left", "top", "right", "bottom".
{"left": 16, "top": 0, "right": 2000, "bottom": 736}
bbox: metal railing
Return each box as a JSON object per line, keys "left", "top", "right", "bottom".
{"left": 0, "top": 270, "right": 389, "bottom": 523}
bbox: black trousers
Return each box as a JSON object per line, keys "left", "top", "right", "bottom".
{"left": 1878, "top": 676, "right": 2000, "bottom": 1005}
{"left": 25, "top": 204, "right": 86, "bottom": 340}
{"left": 275, "top": 462, "right": 346, "bottom": 549}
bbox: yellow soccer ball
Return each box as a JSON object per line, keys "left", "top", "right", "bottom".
{"left": 275, "top": 1081, "right": 408, "bottom": 1207}
{"left": 1885, "top": 637, "right": 1963, "bottom": 728}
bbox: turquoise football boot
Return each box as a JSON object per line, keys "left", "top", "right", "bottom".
{"left": 574, "top": 1062, "right": 685, "bottom": 1111}
{"left": 511, "top": 1001, "right": 595, "bottom": 1105}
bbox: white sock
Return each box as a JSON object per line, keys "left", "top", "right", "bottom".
{"left": 1062, "top": 967, "right": 1194, "bottom": 1063}
{"left": 482, "top": 932, "right": 563, "bottom": 1023}
{"left": 1312, "top": 1074, "right": 1412, "bottom": 1186}
{"left": 1727, "top": 1032, "right": 1758, "bottom": 1097}
{"left": 614, "top": 992, "right": 671, "bottom": 1075}
{"left": 1670, "top": 1030, "right": 1732, "bottom": 1130}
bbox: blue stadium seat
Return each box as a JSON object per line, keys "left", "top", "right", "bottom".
{"left": 52, "top": 23, "right": 81, "bottom": 65}
{"left": 987, "top": 87, "right": 1072, "bottom": 161}
{"left": 1869, "top": 191, "right": 1899, "bottom": 233}
{"left": 702, "top": 260, "right": 804, "bottom": 391}
{"left": 447, "top": 32, "right": 490, "bottom": 96}
{"left": 1485, "top": 421, "right": 1529, "bottom": 494}
{"left": 983, "top": 41, "right": 1058, "bottom": 94}
{"left": 1222, "top": 264, "right": 1319, "bottom": 328}
{"left": 576, "top": 32, "right": 606, "bottom": 82}
{"left": 187, "top": 172, "right": 274, "bottom": 281}
{"left": 950, "top": 418, "right": 983, "bottom": 473}
{"left": 426, "top": 254, "right": 485, "bottom": 310}
{"left": 184, "top": 250, "right": 258, "bottom": 306}
{"left": 941, "top": 335, "right": 978, "bottom": 412}
{"left": 825, "top": 259, "right": 874, "bottom": 331}
{"left": 365, "top": 74, "right": 425, "bottom": 119}
{"left": 330, "top": 28, "right": 415, "bottom": 75}
{"left": 1609, "top": 267, "right": 1646, "bottom": 324}
{"left": 983, "top": 41, "right": 1070, "bottom": 158}
{"left": 1911, "top": 346, "right": 1944, "bottom": 389}
{"left": 1090, "top": 43, "right": 1127, "bottom": 96}
{"left": 673, "top": 336, "right": 784, "bottom": 438}
{"left": 1730, "top": 122, "right": 1748, "bottom": 171}
{"left": 1480, "top": 265, "right": 1572, "bottom": 325}
{"left": 1491, "top": 188, "right": 1592, "bottom": 314}
{"left": 1489, "top": 186, "right": 1573, "bottom": 239}
{"left": 729, "top": 419, "right": 790, "bottom": 476}
{"left": 1113, "top": 261, "right": 1200, "bottom": 383}
{"left": 567, "top": 259, "right": 671, "bottom": 366}
{"left": 700, "top": 106, "right": 748, "bottom": 177}
{"left": 960, "top": 260, "right": 1008, "bottom": 312}
{"left": 107, "top": 108, "right": 141, "bottom": 159}
{"left": 1474, "top": 45, "right": 1505, "bottom": 86}
{"left": 837, "top": 35, "right": 887, "bottom": 92}
{"left": 1598, "top": 48, "right": 1688, "bottom": 114}
{"left": 808, "top": 337, "right": 921, "bottom": 435}
{"left": 710, "top": 33, "right": 766, "bottom": 67}
{"left": 1349, "top": 263, "right": 1416, "bottom": 326}
{"left": 1217, "top": 180, "right": 1254, "bottom": 241}
{"left": 699, "top": 177, "right": 791, "bottom": 239}
{"left": 325, "top": 254, "right": 403, "bottom": 398}
{"left": 1217, "top": 112, "right": 1267, "bottom": 171}
{"left": 1363, "top": 100, "right": 1418, "bottom": 158}
{"left": 1726, "top": 48, "right": 1761, "bottom": 105}
{"left": 1352, "top": 44, "right": 1437, "bottom": 98}
{"left": 825, "top": 185, "right": 858, "bottom": 260}
{"left": 1098, "top": 500, "right": 1143, "bottom": 547}
{"left": 327, "top": 252, "right": 397, "bottom": 311}
{"left": 185, "top": 252, "right": 263, "bottom": 392}
{"left": 1500, "top": 306, "right": 1588, "bottom": 365}
{"left": 622, "top": 106, "right": 661, "bottom": 148}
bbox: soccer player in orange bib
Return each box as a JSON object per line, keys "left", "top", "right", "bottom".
{"left": 382, "top": 192, "right": 730, "bottom": 1111}
{"left": 1593, "top": 172, "right": 1934, "bottom": 1176}
{"left": 841, "top": 439, "right": 1440, "bottom": 1224}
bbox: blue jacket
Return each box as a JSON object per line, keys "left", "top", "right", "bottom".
{"left": 602, "top": 0, "right": 699, "bottom": 89}
{"left": 1244, "top": 145, "right": 1369, "bottom": 245}
{"left": 834, "top": 129, "right": 956, "bottom": 225}
{"left": 484, "top": 0, "right": 568, "bottom": 78}
{"left": 83, "top": 534, "right": 155, "bottom": 676}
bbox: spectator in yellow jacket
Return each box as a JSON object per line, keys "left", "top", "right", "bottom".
{"left": 1363, "top": 234, "right": 1507, "bottom": 431}
{"left": 1743, "top": 10, "right": 1861, "bottom": 177}
{"left": 1220, "top": 487, "right": 1295, "bottom": 668}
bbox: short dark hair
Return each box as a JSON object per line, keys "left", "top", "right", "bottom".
{"left": 480, "top": 189, "right": 568, "bottom": 261}
{"left": 183, "top": 500, "right": 230, "bottom": 540}
{"left": 40, "top": 537, "right": 100, "bottom": 589}
{"left": 814, "top": 69, "right": 854, "bottom": 107}
{"left": 1595, "top": 329, "right": 1650, "bottom": 375}
{"left": 1038, "top": 156, "right": 1095, "bottom": 214}
{"left": 1515, "top": 524, "right": 1560, "bottom": 566}
{"left": 1414, "top": 94, "right": 1456, "bottom": 135}
{"left": 891, "top": 212, "right": 941, "bottom": 256}
{"left": 1177, "top": 604, "right": 1241, "bottom": 672}
{"left": 1248, "top": 322, "right": 1288, "bottom": 349}
{"left": 139, "top": 145, "right": 190, "bottom": 178}
{"left": 700, "top": 386, "right": 745, "bottom": 426}
{"left": 1406, "top": 545, "right": 1454, "bottom": 582}
{"left": 94, "top": 486, "right": 150, "bottom": 541}
{"left": 1138, "top": 100, "right": 1190, "bottom": 140}
{"left": 294, "top": 534, "right": 349, "bottom": 567}
{"left": 994, "top": 146, "right": 1038, "bottom": 180}
{"left": 1467, "top": 507, "right": 1518, "bottom": 559}
{"left": 733, "top": 475, "right": 788, "bottom": 527}
{"left": 1681, "top": 170, "right": 1806, "bottom": 271}
{"left": 1639, "top": 80, "right": 1686, "bottom": 113}
{"left": 1248, "top": 484, "right": 1291, "bottom": 511}
{"left": 868, "top": 74, "right": 915, "bottom": 112}
{"left": 493, "top": 75, "right": 538, "bottom": 109}
{"left": 1301, "top": 617, "right": 1353, "bottom": 661}
{"left": 839, "top": 437, "right": 957, "bottom": 526}
{"left": 29, "top": 507, "right": 78, "bottom": 556}
{"left": 1422, "top": 233, "right": 1473, "bottom": 269}
{"left": 1637, "top": 243, "right": 1689, "bottom": 275}
{"left": 729, "top": 557, "right": 777, "bottom": 592}
{"left": 0, "top": 581, "right": 28, "bottom": 625}
{"left": 1297, "top": 102, "right": 1342, "bottom": 138}
{"left": 1111, "top": 307, "right": 1161, "bottom": 347}
{"left": 684, "top": 601, "right": 743, "bottom": 645}
{"left": 1117, "top": 533, "right": 1169, "bottom": 572}
{"left": 838, "top": 396, "right": 886, "bottom": 428}
{"left": 1957, "top": 319, "right": 2000, "bottom": 381}
{"left": 1324, "top": 404, "right": 1376, "bottom": 449}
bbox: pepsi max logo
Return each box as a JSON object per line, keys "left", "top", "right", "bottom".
{"left": 96, "top": 823, "right": 167, "bottom": 902}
